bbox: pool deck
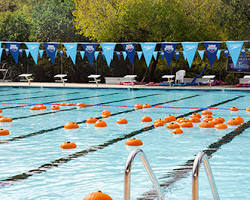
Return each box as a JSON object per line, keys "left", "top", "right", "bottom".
{"left": 0, "top": 81, "right": 249, "bottom": 90}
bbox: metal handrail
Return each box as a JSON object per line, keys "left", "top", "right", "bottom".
{"left": 192, "top": 152, "right": 220, "bottom": 200}
{"left": 124, "top": 148, "right": 165, "bottom": 200}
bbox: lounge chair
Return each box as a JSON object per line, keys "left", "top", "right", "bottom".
{"left": 175, "top": 70, "right": 185, "bottom": 84}
{"left": 200, "top": 75, "right": 215, "bottom": 87}
{"left": 54, "top": 74, "right": 67, "bottom": 86}
{"left": 162, "top": 75, "right": 175, "bottom": 86}
{"left": 88, "top": 74, "right": 101, "bottom": 87}
{"left": 19, "top": 74, "right": 33, "bottom": 86}
{"left": 122, "top": 75, "right": 137, "bottom": 85}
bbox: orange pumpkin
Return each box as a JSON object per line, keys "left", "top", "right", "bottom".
{"left": 51, "top": 105, "right": 60, "bottom": 110}
{"left": 203, "top": 117, "right": 213, "bottom": 122}
{"left": 0, "top": 115, "right": 2, "bottom": 118}
{"left": 142, "top": 104, "right": 152, "bottom": 109}
{"left": 201, "top": 110, "right": 212, "bottom": 115}
{"left": 30, "top": 106, "right": 40, "bottom": 111}
{"left": 77, "top": 103, "right": 85, "bottom": 108}
{"left": 83, "top": 191, "right": 112, "bottom": 200}
{"left": 234, "top": 116, "right": 244, "bottom": 124}
{"left": 203, "top": 114, "right": 213, "bottom": 119}
{"left": 116, "top": 118, "right": 128, "bottom": 124}
{"left": 215, "top": 123, "right": 228, "bottom": 129}
{"left": 39, "top": 105, "right": 47, "bottom": 110}
{"left": 60, "top": 141, "right": 77, "bottom": 149}
{"left": 176, "top": 118, "right": 185, "bottom": 123}
{"left": 172, "top": 128, "right": 183, "bottom": 134}
{"left": 227, "top": 118, "right": 241, "bottom": 126}
{"left": 141, "top": 116, "right": 152, "bottom": 122}
{"left": 229, "top": 106, "right": 239, "bottom": 111}
{"left": 0, "top": 109, "right": 2, "bottom": 113}
{"left": 125, "top": 138, "right": 143, "bottom": 146}
{"left": 199, "top": 121, "right": 214, "bottom": 128}
{"left": 0, "top": 117, "right": 12, "bottom": 122}
{"left": 0, "top": 129, "right": 10, "bottom": 136}
{"left": 180, "top": 121, "right": 193, "bottom": 128}
{"left": 94, "top": 120, "right": 107, "bottom": 127}
{"left": 166, "top": 122, "right": 180, "bottom": 129}
{"left": 177, "top": 118, "right": 190, "bottom": 124}
{"left": 190, "top": 113, "right": 201, "bottom": 119}
{"left": 164, "top": 115, "right": 176, "bottom": 123}
{"left": 246, "top": 107, "right": 250, "bottom": 112}
{"left": 190, "top": 117, "right": 201, "bottom": 123}
{"left": 153, "top": 119, "right": 165, "bottom": 127}
{"left": 212, "top": 118, "right": 225, "bottom": 125}
{"left": 86, "top": 118, "right": 98, "bottom": 124}
{"left": 134, "top": 104, "right": 143, "bottom": 110}
{"left": 66, "top": 103, "right": 75, "bottom": 106}
{"left": 101, "top": 110, "right": 111, "bottom": 117}
{"left": 60, "top": 103, "right": 67, "bottom": 106}
{"left": 64, "top": 122, "right": 79, "bottom": 129}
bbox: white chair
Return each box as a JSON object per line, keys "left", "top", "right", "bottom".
{"left": 54, "top": 74, "right": 67, "bottom": 86}
{"left": 201, "top": 75, "right": 215, "bottom": 87}
{"left": 162, "top": 75, "right": 175, "bottom": 86}
{"left": 19, "top": 74, "right": 33, "bottom": 86}
{"left": 175, "top": 70, "right": 185, "bottom": 84}
{"left": 88, "top": 74, "right": 101, "bottom": 87}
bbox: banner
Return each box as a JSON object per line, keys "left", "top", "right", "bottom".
{"left": 0, "top": 48, "right": 2, "bottom": 62}
{"left": 94, "top": 51, "right": 99, "bottom": 60}
{"left": 241, "top": 49, "right": 246, "bottom": 57}
{"left": 183, "top": 51, "right": 187, "bottom": 60}
{"left": 161, "top": 43, "right": 177, "bottom": 67}
{"left": 216, "top": 49, "right": 221, "bottom": 60}
{"left": 102, "top": 52, "right": 105, "bottom": 60}
{"left": 153, "top": 51, "right": 158, "bottom": 60}
{"left": 25, "top": 42, "right": 40, "bottom": 64}
{"left": 224, "top": 50, "right": 229, "bottom": 58}
{"left": 227, "top": 56, "right": 250, "bottom": 72}
{"left": 39, "top": 50, "right": 43, "bottom": 58}
{"left": 122, "top": 43, "right": 136, "bottom": 65}
{"left": 226, "top": 41, "right": 244, "bottom": 67}
{"left": 140, "top": 42, "right": 156, "bottom": 67}
{"left": 198, "top": 50, "right": 205, "bottom": 60}
{"left": 19, "top": 49, "right": 23, "bottom": 57}
{"left": 160, "top": 51, "right": 164, "bottom": 60}
{"left": 175, "top": 51, "right": 180, "bottom": 60}
{"left": 122, "top": 51, "right": 127, "bottom": 60}
{"left": 181, "top": 42, "right": 198, "bottom": 67}
{"left": 82, "top": 43, "right": 97, "bottom": 65}
{"left": 137, "top": 51, "right": 142, "bottom": 60}
{"left": 44, "top": 43, "right": 58, "bottom": 64}
{"left": 6, "top": 42, "right": 20, "bottom": 64}
{"left": 25, "top": 49, "right": 30, "bottom": 57}
{"left": 204, "top": 42, "right": 221, "bottom": 66}
{"left": 80, "top": 51, "right": 85, "bottom": 59}
{"left": 101, "top": 43, "right": 116, "bottom": 67}
{"left": 116, "top": 52, "right": 121, "bottom": 60}
{"left": 64, "top": 43, "right": 77, "bottom": 64}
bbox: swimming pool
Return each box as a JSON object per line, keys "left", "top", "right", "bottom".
{"left": 0, "top": 87, "right": 249, "bottom": 200}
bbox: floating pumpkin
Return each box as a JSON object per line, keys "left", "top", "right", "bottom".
{"left": 64, "top": 122, "right": 79, "bottom": 129}
{"left": 134, "top": 104, "right": 143, "bottom": 110}
{"left": 0, "top": 115, "right": 2, "bottom": 118}
{"left": 176, "top": 118, "right": 185, "bottom": 123}
{"left": 199, "top": 121, "right": 214, "bottom": 128}
{"left": 60, "top": 141, "right": 76, "bottom": 149}
{"left": 83, "top": 191, "right": 112, "bottom": 200}
{"left": 229, "top": 106, "right": 239, "bottom": 111}
{"left": 60, "top": 103, "right": 67, "bottom": 106}
{"left": 177, "top": 118, "right": 190, "bottom": 124}
{"left": 94, "top": 120, "right": 107, "bottom": 127}
{"left": 0, "top": 117, "right": 12, "bottom": 122}
{"left": 141, "top": 116, "right": 152, "bottom": 122}
{"left": 164, "top": 115, "right": 176, "bottom": 123}
{"left": 227, "top": 118, "right": 241, "bottom": 126}
{"left": 190, "top": 113, "right": 201, "bottom": 119}
{"left": 203, "top": 114, "right": 213, "bottom": 119}
{"left": 153, "top": 119, "right": 165, "bottom": 127}
{"left": 180, "top": 121, "right": 193, "bottom": 128}
{"left": 190, "top": 117, "right": 201, "bottom": 123}
{"left": 212, "top": 118, "right": 225, "bottom": 125}
{"left": 77, "top": 103, "right": 85, "bottom": 108}
{"left": 0, "top": 129, "right": 10, "bottom": 136}
{"left": 51, "top": 105, "right": 60, "bottom": 110}
{"left": 125, "top": 138, "right": 143, "bottom": 146}
{"left": 215, "top": 123, "right": 228, "bottom": 129}
{"left": 203, "top": 117, "right": 213, "bottom": 122}
{"left": 142, "top": 104, "right": 152, "bottom": 109}
{"left": 117, "top": 118, "right": 128, "bottom": 124}
{"left": 101, "top": 110, "right": 111, "bottom": 117}
{"left": 66, "top": 103, "right": 75, "bottom": 106}
{"left": 0, "top": 109, "right": 2, "bottom": 113}
{"left": 235, "top": 116, "right": 244, "bottom": 124}
{"left": 172, "top": 128, "right": 183, "bottom": 134}
{"left": 30, "top": 106, "right": 40, "bottom": 111}
{"left": 201, "top": 110, "right": 212, "bottom": 115}
{"left": 166, "top": 122, "right": 180, "bottom": 129}
{"left": 39, "top": 105, "right": 47, "bottom": 110}
{"left": 246, "top": 107, "right": 250, "bottom": 112}
{"left": 86, "top": 118, "right": 98, "bottom": 124}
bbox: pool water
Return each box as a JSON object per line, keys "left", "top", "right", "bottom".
{"left": 0, "top": 87, "right": 249, "bottom": 200}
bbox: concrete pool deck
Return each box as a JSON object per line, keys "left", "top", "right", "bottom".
{"left": 0, "top": 81, "right": 249, "bottom": 90}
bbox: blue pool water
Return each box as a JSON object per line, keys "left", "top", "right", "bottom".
{"left": 0, "top": 87, "right": 249, "bottom": 200}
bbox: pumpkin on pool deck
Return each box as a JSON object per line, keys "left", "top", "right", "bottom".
{"left": 201, "top": 110, "right": 212, "bottom": 115}
{"left": 83, "top": 191, "right": 112, "bottom": 200}
{"left": 164, "top": 115, "right": 176, "bottom": 123}
{"left": 0, "top": 117, "right": 12, "bottom": 122}
{"left": 125, "top": 138, "right": 143, "bottom": 146}
{"left": 60, "top": 141, "right": 76, "bottom": 149}
{"left": 101, "top": 110, "right": 111, "bottom": 117}
{"left": 77, "top": 103, "right": 85, "bottom": 108}
{"left": 0, "top": 129, "right": 10, "bottom": 136}
{"left": 190, "top": 117, "right": 201, "bottom": 123}
{"left": 142, "top": 104, "right": 152, "bottom": 109}
{"left": 215, "top": 123, "right": 228, "bottom": 129}
{"left": 86, "top": 118, "right": 98, "bottom": 124}
{"left": 190, "top": 113, "right": 201, "bottom": 119}
{"left": 51, "top": 105, "right": 60, "bottom": 110}
{"left": 166, "top": 122, "right": 180, "bottom": 129}
{"left": 229, "top": 106, "right": 239, "bottom": 111}
{"left": 180, "top": 121, "right": 193, "bottom": 128}
{"left": 94, "top": 120, "right": 107, "bottom": 127}
{"left": 153, "top": 119, "right": 165, "bottom": 127}
{"left": 227, "top": 118, "right": 241, "bottom": 126}
{"left": 235, "top": 116, "right": 244, "bottom": 124}
{"left": 64, "top": 122, "right": 79, "bottom": 129}
{"left": 199, "top": 121, "right": 214, "bottom": 128}
{"left": 172, "top": 128, "right": 183, "bottom": 134}
{"left": 116, "top": 118, "right": 128, "bottom": 124}
{"left": 134, "top": 104, "right": 143, "bottom": 110}
{"left": 141, "top": 116, "right": 152, "bottom": 122}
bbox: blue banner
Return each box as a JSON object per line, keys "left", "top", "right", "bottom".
{"left": 181, "top": 42, "right": 198, "bottom": 68}
{"left": 160, "top": 51, "right": 164, "bottom": 60}
{"left": 140, "top": 43, "right": 156, "bottom": 67}
{"left": 241, "top": 49, "right": 246, "bottom": 57}
{"left": 80, "top": 51, "right": 85, "bottom": 59}
{"left": 19, "top": 49, "right": 23, "bottom": 57}
{"left": 59, "top": 50, "right": 64, "bottom": 57}
{"left": 102, "top": 52, "right": 105, "bottom": 60}
{"left": 122, "top": 43, "right": 136, "bottom": 65}
{"left": 204, "top": 42, "right": 221, "bottom": 67}
{"left": 5, "top": 49, "right": 9, "bottom": 56}
{"left": 25, "top": 42, "right": 40, "bottom": 64}
{"left": 6, "top": 43, "right": 20, "bottom": 64}
{"left": 82, "top": 43, "right": 97, "bottom": 65}
{"left": 183, "top": 51, "right": 187, "bottom": 60}
{"left": 175, "top": 51, "right": 180, "bottom": 60}
{"left": 116, "top": 52, "right": 121, "bottom": 60}
{"left": 0, "top": 48, "right": 2, "bottom": 62}
{"left": 64, "top": 43, "right": 77, "bottom": 64}
{"left": 101, "top": 43, "right": 116, "bottom": 67}
{"left": 224, "top": 50, "right": 229, "bottom": 58}
{"left": 25, "top": 49, "right": 30, "bottom": 57}
{"left": 161, "top": 43, "right": 177, "bottom": 67}
{"left": 94, "top": 51, "right": 99, "bottom": 60}
{"left": 122, "top": 51, "right": 127, "bottom": 60}
{"left": 198, "top": 50, "right": 205, "bottom": 60}
{"left": 226, "top": 41, "right": 244, "bottom": 67}
{"left": 216, "top": 49, "right": 221, "bottom": 60}
{"left": 137, "top": 51, "right": 142, "bottom": 60}
{"left": 153, "top": 51, "right": 158, "bottom": 60}
{"left": 44, "top": 43, "right": 58, "bottom": 64}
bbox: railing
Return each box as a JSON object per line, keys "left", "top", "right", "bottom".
{"left": 192, "top": 152, "right": 220, "bottom": 200}
{"left": 124, "top": 148, "right": 165, "bottom": 200}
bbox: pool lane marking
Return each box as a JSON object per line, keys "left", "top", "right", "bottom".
{"left": 138, "top": 120, "right": 250, "bottom": 200}
{"left": 0, "top": 91, "right": 43, "bottom": 98}
{"left": 0, "top": 94, "right": 201, "bottom": 186}
{"left": 0, "top": 93, "right": 161, "bottom": 143}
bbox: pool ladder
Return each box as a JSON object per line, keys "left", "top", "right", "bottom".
{"left": 124, "top": 150, "right": 220, "bottom": 200}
